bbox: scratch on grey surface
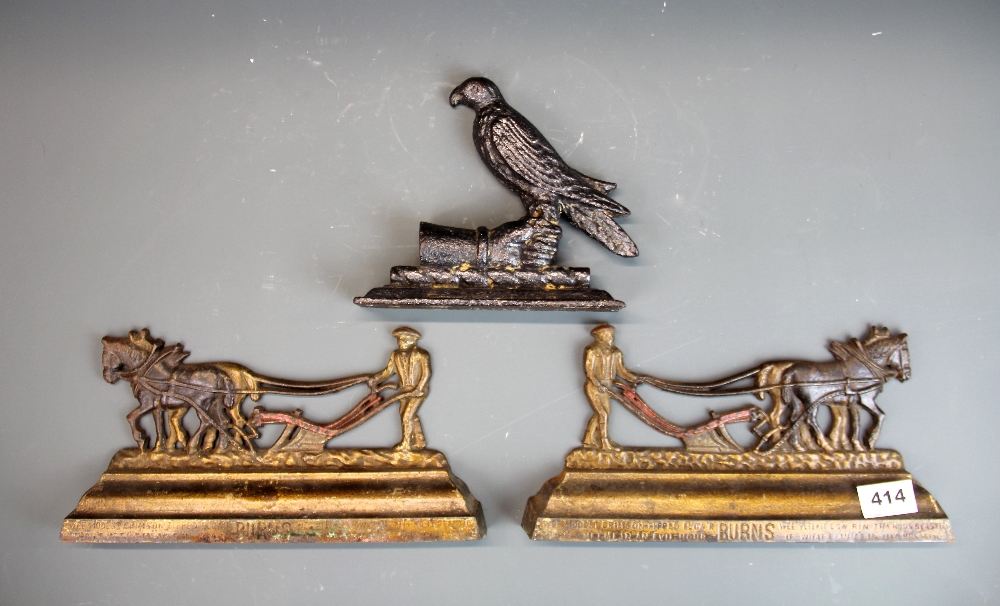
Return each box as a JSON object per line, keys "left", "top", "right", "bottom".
{"left": 342, "top": 242, "right": 360, "bottom": 253}
{"left": 564, "top": 131, "right": 585, "bottom": 157}
{"left": 336, "top": 102, "right": 354, "bottom": 122}
{"left": 634, "top": 336, "right": 703, "bottom": 368}
{"left": 375, "top": 86, "right": 390, "bottom": 117}
{"left": 451, "top": 390, "right": 577, "bottom": 454}
{"left": 565, "top": 54, "right": 639, "bottom": 160}
{"left": 660, "top": 83, "right": 712, "bottom": 209}
{"left": 387, "top": 94, "right": 409, "bottom": 153}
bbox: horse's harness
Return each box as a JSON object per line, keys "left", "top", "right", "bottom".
{"left": 828, "top": 338, "right": 901, "bottom": 394}
{"left": 607, "top": 337, "right": 907, "bottom": 451}
{"left": 121, "top": 344, "right": 256, "bottom": 452}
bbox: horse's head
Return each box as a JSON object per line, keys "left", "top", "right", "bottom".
{"left": 862, "top": 326, "right": 910, "bottom": 382}
{"left": 101, "top": 328, "right": 163, "bottom": 383}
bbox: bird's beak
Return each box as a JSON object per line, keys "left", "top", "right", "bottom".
{"left": 449, "top": 91, "right": 462, "bottom": 107}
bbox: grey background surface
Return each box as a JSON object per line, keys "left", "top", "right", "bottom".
{"left": 1, "top": 0, "right": 998, "bottom": 604}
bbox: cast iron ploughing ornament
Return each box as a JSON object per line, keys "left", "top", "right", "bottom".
{"left": 62, "top": 328, "right": 485, "bottom": 543}
{"left": 523, "top": 324, "right": 951, "bottom": 542}
{"left": 355, "top": 77, "right": 638, "bottom": 311}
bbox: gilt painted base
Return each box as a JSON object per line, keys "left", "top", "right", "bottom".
{"left": 522, "top": 448, "right": 951, "bottom": 542}
{"left": 62, "top": 448, "right": 486, "bottom": 543}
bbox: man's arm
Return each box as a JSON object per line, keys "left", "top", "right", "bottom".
{"left": 613, "top": 350, "right": 639, "bottom": 384}
{"left": 584, "top": 345, "right": 610, "bottom": 389}
{"left": 411, "top": 350, "right": 431, "bottom": 397}
{"left": 369, "top": 353, "right": 397, "bottom": 386}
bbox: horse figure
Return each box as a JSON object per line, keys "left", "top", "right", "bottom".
{"left": 756, "top": 327, "right": 910, "bottom": 452}
{"left": 102, "top": 329, "right": 262, "bottom": 453}
{"left": 102, "top": 329, "right": 377, "bottom": 455}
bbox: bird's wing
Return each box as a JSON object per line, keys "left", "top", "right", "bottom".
{"left": 491, "top": 116, "right": 629, "bottom": 217}
{"left": 562, "top": 204, "right": 639, "bottom": 258}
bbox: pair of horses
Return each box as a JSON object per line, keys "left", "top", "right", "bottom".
{"left": 753, "top": 326, "right": 910, "bottom": 452}
{"left": 101, "top": 330, "right": 264, "bottom": 453}
{"left": 101, "top": 329, "right": 370, "bottom": 454}
{"left": 632, "top": 326, "right": 911, "bottom": 452}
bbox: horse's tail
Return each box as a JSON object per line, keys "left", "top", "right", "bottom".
{"left": 235, "top": 369, "right": 261, "bottom": 402}
{"left": 755, "top": 362, "right": 794, "bottom": 400}
{"left": 756, "top": 361, "right": 797, "bottom": 431}
{"left": 212, "top": 364, "right": 263, "bottom": 402}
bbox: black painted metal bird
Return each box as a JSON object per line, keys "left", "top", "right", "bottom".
{"left": 449, "top": 77, "right": 638, "bottom": 261}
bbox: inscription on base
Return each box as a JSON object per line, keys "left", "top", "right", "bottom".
{"left": 535, "top": 518, "right": 952, "bottom": 543}
{"left": 62, "top": 517, "right": 482, "bottom": 543}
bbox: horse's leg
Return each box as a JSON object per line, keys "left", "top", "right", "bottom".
{"left": 780, "top": 385, "right": 801, "bottom": 450}
{"left": 230, "top": 394, "right": 257, "bottom": 441}
{"left": 213, "top": 405, "right": 232, "bottom": 453}
{"left": 152, "top": 405, "right": 167, "bottom": 452}
{"left": 168, "top": 407, "right": 188, "bottom": 450}
{"left": 867, "top": 407, "right": 886, "bottom": 450}
{"left": 200, "top": 396, "right": 229, "bottom": 453}
{"left": 187, "top": 409, "right": 207, "bottom": 455}
{"left": 786, "top": 387, "right": 820, "bottom": 451}
{"left": 203, "top": 424, "right": 218, "bottom": 452}
{"left": 862, "top": 395, "right": 886, "bottom": 450}
{"left": 126, "top": 401, "right": 153, "bottom": 452}
{"left": 760, "top": 387, "right": 785, "bottom": 444}
{"left": 793, "top": 385, "right": 831, "bottom": 452}
{"left": 219, "top": 394, "right": 241, "bottom": 451}
{"left": 850, "top": 402, "right": 865, "bottom": 451}
{"left": 226, "top": 397, "right": 252, "bottom": 449}
{"left": 805, "top": 401, "right": 833, "bottom": 452}
{"left": 828, "top": 404, "right": 848, "bottom": 451}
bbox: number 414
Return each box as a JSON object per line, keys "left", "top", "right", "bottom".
{"left": 872, "top": 489, "right": 906, "bottom": 506}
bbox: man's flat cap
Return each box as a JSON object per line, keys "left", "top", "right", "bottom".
{"left": 591, "top": 323, "right": 615, "bottom": 337}
{"left": 392, "top": 326, "right": 422, "bottom": 339}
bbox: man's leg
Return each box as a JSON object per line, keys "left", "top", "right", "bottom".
{"left": 582, "top": 384, "right": 601, "bottom": 448}
{"left": 397, "top": 396, "right": 426, "bottom": 450}
{"left": 595, "top": 396, "right": 619, "bottom": 451}
{"left": 583, "top": 384, "right": 618, "bottom": 450}
{"left": 582, "top": 414, "right": 600, "bottom": 448}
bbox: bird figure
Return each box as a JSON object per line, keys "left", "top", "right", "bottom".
{"left": 449, "top": 77, "right": 638, "bottom": 268}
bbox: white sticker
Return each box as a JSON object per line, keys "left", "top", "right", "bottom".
{"left": 857, "top": 479, "right": 919, "bottom": 519}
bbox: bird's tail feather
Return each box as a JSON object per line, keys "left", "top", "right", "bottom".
{"left": 576, "top": 171, "right": 617, "bottom": 194}
{"left": 563, "top": 205, "right": 638, "bottom": 257}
